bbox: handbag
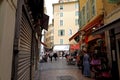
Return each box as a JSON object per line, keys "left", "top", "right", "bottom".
{"left": 90, "top": 59, "right": 101, "bottom": 65}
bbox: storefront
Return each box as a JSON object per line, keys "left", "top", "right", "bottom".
{"left": 93, "top": 18, "right": 120, "bottom": 80}
{"left": 11, "top": 0, "right": 49, "bottom": 80}
{"left": 69, "top": 30, "right": 81, "bottom": 53}
{"left": 80, "top": 14, "right": 104, "bottom": 53}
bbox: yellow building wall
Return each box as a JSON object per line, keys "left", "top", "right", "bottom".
{"left": 103, "top": 1, "right": 120, "bottom": 78}
{"left": 103, "top": 0, "right": 120, "bottom": 24}
{"left": 96, "top": 0, "right": 104, "bottom": 15}
{"left": 79, "top": 0, "right": 87, "bottom": 10}
{"left": 53, "top": 1, "right": 79, "bottom": 45}
{"left": 0, "top": 0, "right": 16, "bottom": 80}
{"left": 79, "top": 0, "right": 103, "bottom": 29}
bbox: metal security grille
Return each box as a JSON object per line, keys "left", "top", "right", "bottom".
{"left": 17, "top": 8, "right": 32, "bottom": 80}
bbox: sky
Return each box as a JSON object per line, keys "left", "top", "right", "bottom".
{"left": 45, "top": 0, "right": 59, "bottom": 24}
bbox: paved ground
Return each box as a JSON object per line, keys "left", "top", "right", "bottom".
{"left": 36, "top": 57, "right": 94, "bottom": 80}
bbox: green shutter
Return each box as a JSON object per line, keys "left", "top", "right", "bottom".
{"left": 108, "top": 0, "right": 120, "bottom": 3}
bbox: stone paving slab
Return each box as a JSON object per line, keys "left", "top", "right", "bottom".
{"left": 36, "top": 58, "right": 94, "bottom": 80}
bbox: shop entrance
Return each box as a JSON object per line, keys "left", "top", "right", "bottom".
{"left": 116, "top": 33, "right": 120, "bottom": 80}
{"left": 109, "top": 29, "right": 119, "bottom": 80}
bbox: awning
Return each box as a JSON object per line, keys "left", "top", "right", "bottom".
{"left": 41, "top": 14, "right": 49, "bottom": 30}
{"left": 70, "top": 44, "right": 80, "bottom": 50}
{"left": 92, "top": 17, "right": 120, "bottom": 35}
{"left": 81, "top": 14, "right": 103, "bottom": 32}
{"left": 53, "top": 45, "right": 70, "bottom": 51}
{"left": 87, "top": 34, "right": 102, "bottom": 42}
{"left": 40, "top": 41, "right": 47, "bottom": 47}
{"left": 69, "top": 31, "right": 80, "bottom": 41}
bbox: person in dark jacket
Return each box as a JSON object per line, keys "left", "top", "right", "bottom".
{"left": 53, "top": 52, "right": 58, "bottom": 61}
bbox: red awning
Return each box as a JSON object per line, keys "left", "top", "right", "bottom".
{"left": 69, "top": 31, "right": 80, "bottom": 41}
{"left": 40, "top": 41, "right": 47, "bottom": 47}
{"left": 70, "top": 44, "right": 80, "bottom": 50}
{"left": 87, "top": 35, "right": 102, "bottom": 42}
{"left": 82, "top": 14, "right": 103, "bottom": 32}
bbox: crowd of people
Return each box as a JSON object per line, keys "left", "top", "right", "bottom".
{"left": 40, "top": 51, "right": 58, "bottom": 63}
{"left": 40, "top": 49, "right": 112, "bottom": 80}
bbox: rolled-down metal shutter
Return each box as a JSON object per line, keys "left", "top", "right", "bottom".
{"left": 17, "top": 8, "right": 32, "bottom": 80}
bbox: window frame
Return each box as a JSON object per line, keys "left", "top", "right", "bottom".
{"left": 58, "top": 29, "right": 65, "bottom": 36}
{"left": 60, "top": 20, "right": 63, "bottom": 26}
{"left": 60, "top": 5, "right": 63, "bottom": 10}
{"left": 60, "top": 39, "right": 63, "bottom": 44}
{"left": 60, "top": 12, "right": 63, "bottom": 17}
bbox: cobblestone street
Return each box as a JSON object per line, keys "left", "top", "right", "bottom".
{"left": 36, "top": 58, "right": 94, "bottom": 80}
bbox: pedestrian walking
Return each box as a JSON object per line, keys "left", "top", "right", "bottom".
{"left": 80, "top": 51, "right": 84, "bottom": 74}
{"left": 49, "top": 51, "right": 53, "bottom": 62}
{"left": 83, "top": 50, "right": 91, "bottom": 77}
{"left": 53, "top": 52, "right": 58, "bottom": 61}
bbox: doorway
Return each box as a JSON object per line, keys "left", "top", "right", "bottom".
{"left": 116, "top": 33, "right": 120, "bottom": 80}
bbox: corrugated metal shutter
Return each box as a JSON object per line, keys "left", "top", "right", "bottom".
{"left": 17, "top": 8, "right": 32, "bottom": 80}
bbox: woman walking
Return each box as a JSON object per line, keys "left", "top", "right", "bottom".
{"left": 83, "top": 50, "right": 91, "bottom": 77}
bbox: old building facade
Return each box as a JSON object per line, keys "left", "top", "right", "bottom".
{"left": 53, "top": 0, "right": 79, "bottom": 48}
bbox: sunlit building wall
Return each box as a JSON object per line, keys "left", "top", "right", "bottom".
{"left": 45, "top": 24, "right": 54, "bottom": 48}
{"left": 79, "top": 0, "right": 104, "bottom": 29}
{"left": 53, "top": 0, "right": 79, "bottom": 45}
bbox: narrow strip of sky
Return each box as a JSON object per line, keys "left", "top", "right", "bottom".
{"left": 45, "top": 0, "right": 59, "bottom": 24}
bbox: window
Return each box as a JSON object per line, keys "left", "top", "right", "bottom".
{"left": 60, "top": 39, "right": 63, "bottom": 44}
{"left": 86, "top": 1, "right": 90, "bottom": 21}
{"left": 75, "top": 19, "right": 78, "bottom": 25}
{"left": 75, "top": 11, "right": 79, "bottom": 16}
{"left": 60, "top": 5, "right": 63, "bottom": 10}
{"left": 82, "top": 6, "right": 85, "bottom": 25}
{"left": 60, "top": 12, "right": 63, "bottom": 17}
{"left": 60, "top": 20, "right": 63, "bottom": 26}
{"left": 92, "top": 5, "right": 95, "bottom": 16}
{"left": 75, "top": 3, "right": 79, "bottom": 9}
{"left": 58, "top": 30, "right": 65, "bottom": 36}
{"left": 79, "top": 11, "right": 82, "bottom": 27}
{"left": 74, "top": 35, "right": 80, "bottom": 42}
{"left": 91, "top": 0, "right": 96, "bottom": 16}
{"left": 68, "top": 29, "right": 72, "bottom": 36}
{"left": 91, "top": 0, "right": 95, "bottom": 4}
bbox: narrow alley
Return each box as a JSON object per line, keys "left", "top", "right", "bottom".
{"left": 35, "top": 57, "right": 94, "bottom": 80}
{"left": 1, "top": 0, "right": 120, "bottom": 80}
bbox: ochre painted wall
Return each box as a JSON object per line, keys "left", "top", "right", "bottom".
{"left": 53, "top": 1, "right": 79, "bottom": 45}
{"left": 79, "top": 0, "right": 104, "bottom": 29}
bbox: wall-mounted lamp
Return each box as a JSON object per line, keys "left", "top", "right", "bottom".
{"left": 93, "top": 27, "right": 96, "bottom": 30}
